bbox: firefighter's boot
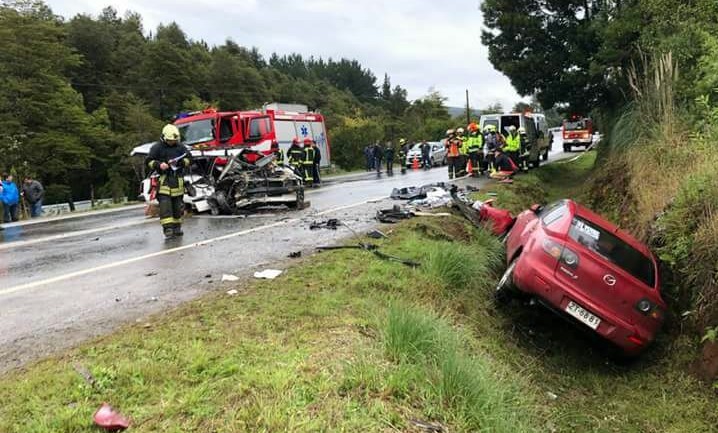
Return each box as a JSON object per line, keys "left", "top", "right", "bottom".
{"left": 163, "top": 226, "right": 175, "bottom": 239}
{"left": 173, "top": 224, "right": 184, "bottom": 237}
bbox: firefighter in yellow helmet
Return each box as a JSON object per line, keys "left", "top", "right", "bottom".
{"left": 147, "top": 124, "right": 191, "bottom": 239}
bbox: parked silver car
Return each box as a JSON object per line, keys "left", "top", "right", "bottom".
{"left": 404, "top": 141, "right": 447, "bottom": 167}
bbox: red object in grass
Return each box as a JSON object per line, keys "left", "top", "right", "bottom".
{"left": 93, "top": 403, "right": 130, "bottom": 431}
{"left": 473, "top": 199, "right": 515, "bottom": 236}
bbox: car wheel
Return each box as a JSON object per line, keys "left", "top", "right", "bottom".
{"left": 495, "top": 258, "right": 518, "bottom": 305}
{"left": 563, "top": 144, "right": 570, "bottom": 153}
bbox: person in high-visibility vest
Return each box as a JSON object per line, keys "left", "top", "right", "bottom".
{"left": 271, "top": 140, "right": 284, "bottom": 166}
{"left": 302, "top": 138, "right": 316, "bottom": 186}
{"left": 456, "top": 127, "right": 468, "bottom": 176}
{"left": 518, "top": 127, "right": 530, "bottom": 172}
{"left": 504, "top": 125, "right": 521, "bottom": 169}
{"left": 147, "top": 124, "right": 191, "bottom": 239}
{"left": 444, "top": 129, "right": 462, "bottom": 179}
{"left": 398, "top": 138, "right": 408, "bottom": 174}
{"left": 465, "top": 123, "right": 484, "bottom": 176}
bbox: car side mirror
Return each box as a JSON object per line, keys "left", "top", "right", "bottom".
{"left": 530, "top": 204, "right": 543, "bottom": 214}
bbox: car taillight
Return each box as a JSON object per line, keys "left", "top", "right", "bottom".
{"left": 635, "top": 298, "right": 664, "bottom": 320}
{"left": 542, "top": 240, "right": 579, "bottom": 268}
{"left": 627, "top": 334, "right": 645, "bottom": 346}
{"left": 582, "top": 132, "right": 590, "bottom": 139}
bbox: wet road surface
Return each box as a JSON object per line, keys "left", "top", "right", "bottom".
{"left": 0, "top": 148, "right": 572, "bottom": 372}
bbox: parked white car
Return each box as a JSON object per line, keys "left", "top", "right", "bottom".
{"left": 404, "top": 142, "right": 447, "bottom": 167}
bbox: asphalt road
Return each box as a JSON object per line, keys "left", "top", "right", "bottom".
{"left": 0, "top": 146, "right": 573, "bottom": 372}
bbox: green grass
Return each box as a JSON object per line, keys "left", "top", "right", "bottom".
{"left": 1, "top": 155, "right": 716, "bottom": 432}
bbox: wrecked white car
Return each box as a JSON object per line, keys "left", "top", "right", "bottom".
{"left": 130, "top": 142, "right": 304, "bottom": 214}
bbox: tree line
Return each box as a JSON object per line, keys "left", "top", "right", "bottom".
{"left": 0, "top": 1, "right": 462, "bottom": 204}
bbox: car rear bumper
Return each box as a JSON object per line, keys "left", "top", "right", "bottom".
{"left": 512, "top": 258, "right": 658, "bottom": 355}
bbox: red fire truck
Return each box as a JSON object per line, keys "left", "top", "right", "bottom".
{"left": 562, "top": 115, "right": 593, "bottom": 152}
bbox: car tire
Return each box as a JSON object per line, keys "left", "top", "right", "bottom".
{"left": 495, "top": 258, "right": 518, "bottom": 305}
{"left": 563, "top": 144, "right": 570, "bottom": 153}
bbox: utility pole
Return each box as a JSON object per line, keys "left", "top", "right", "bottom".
{"left": 465, "top": 89, "right": 471, "bottom": 125}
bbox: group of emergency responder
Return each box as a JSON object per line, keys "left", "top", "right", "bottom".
{"left": 279, "top": 137, "right": 322, "bottom": 187}
{"left": 444, "top": 122, "right": 531, "bottom": 181}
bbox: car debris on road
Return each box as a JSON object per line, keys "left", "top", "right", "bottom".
{"left": 309, "top": 218, "right": 340, "bottom": 230}
{"left": 450, "top": 186, "right": 515, "bottom": 236}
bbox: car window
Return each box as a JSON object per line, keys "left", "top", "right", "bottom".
{"left": 540, "top": 202, "right": 567, "bottom": 227}
{"left": 568, "top": 217, "right": 655, "bottom": 287}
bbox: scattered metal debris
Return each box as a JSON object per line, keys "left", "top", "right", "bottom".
{"left": 376, "top": 205, "right": 414, "bottom": 223}
{"left": 409, "top": 418, "right": 445, "bottom": 432}
{"left": 310, "top": 218, "right": 340, "bottom": 230}
{"left": 288, "top": 251, "right": 302, "bottom": 258}
{"left": 390, "top": 186, "right": 426, "bottom": 200}
{"left": 72, "top": 363, "right": 96, "bottom": 388}
{"left": 450, "top": 186, "right": 515, "bottom": 236}
{"left": 366, "top": 229, "right": 388, "bottom": 239}
{"left": 317, "top": 243, "right": 419, "bottom": 268}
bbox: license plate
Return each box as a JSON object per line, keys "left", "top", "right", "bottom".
{"left": 565, "top": 301, "right": 601, "bottom": 330}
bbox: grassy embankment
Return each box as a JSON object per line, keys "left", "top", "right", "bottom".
{"left": 1, "top": 153, "right": 716, "bottom": 432}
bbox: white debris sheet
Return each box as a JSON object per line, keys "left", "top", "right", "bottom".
{"left": 253, "top": 269, "right": 283, "bottom": 279}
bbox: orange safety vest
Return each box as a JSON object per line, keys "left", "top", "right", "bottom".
{"left": 446, "top": 138, "right": 461, "bottom": 157}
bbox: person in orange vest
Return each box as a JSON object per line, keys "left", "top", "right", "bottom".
{"left": 444, "top": 129, "right": 462, "bottom": 179}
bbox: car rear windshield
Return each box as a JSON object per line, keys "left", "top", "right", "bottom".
{"left": 568, "top": 217, "right": 655, "bottom": 288}
{"left": 564, "top": 120, "right": 586, "bottom": 130}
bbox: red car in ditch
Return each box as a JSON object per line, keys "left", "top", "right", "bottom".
{"left": 497, "top": 199, "right": 666, "bottom": 356}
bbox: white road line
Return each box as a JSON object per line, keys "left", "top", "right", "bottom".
{"left": 0, "top": 218, "right": 153, "bottom": 251}
{"left": 0, "top": 195, "right": 387, "bottom": 297}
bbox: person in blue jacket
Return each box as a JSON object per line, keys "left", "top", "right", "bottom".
{"left": 1, "top": 173, "right": 20, "bottom": 223}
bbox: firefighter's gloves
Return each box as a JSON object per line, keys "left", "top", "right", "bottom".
{"left": 159, "top": 162, "right": 170, "bottom": 171}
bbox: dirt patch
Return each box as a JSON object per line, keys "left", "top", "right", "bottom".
{"left": 692, "top": 341, "right": 718, "bottom": 383}
{"left": 409, "top": 217, "right": 473, "bottom": 243}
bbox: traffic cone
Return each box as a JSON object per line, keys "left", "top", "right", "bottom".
{"left": 412, "top": 156, "right": 419, "bottom": 170}
{"left": 466, "top": 158, "right": 473, "bottom": 177}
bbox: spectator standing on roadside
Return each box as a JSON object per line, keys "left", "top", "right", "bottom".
{"left": 22, "top": 176, "right": 44, "bottom": 218}
{"left": 420, "top": 140, "right": 432, "bottom": 169}
{"left": 1, "top": 173, "right": 20, "bottom": 223}
{"left": 364, "top": 144, "right": 374, "bottom": 171}
{"left": 385, "top": 141, "right": 395, "bottom": 176}
{"left": 372, "top": 142, "right": 384, "bottom": 175}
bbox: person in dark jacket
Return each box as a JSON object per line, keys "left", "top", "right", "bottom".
{"left": 489, "top": 148, "right": 518, "bottom": 182}
{"left": 364, "top": 145, "right": 374, "bottom": 171}
{"left": 312, "top": 141, "right": 322, "bottom": 186}
{"left": 147, "top": 124, "right": 191, "bottom": 239}
{"left": 372, "top": 142, "right": 384, "bottom": 175}
{"left": 1, "top": 173, "right": 20, "bottom": 223}
{"left": 420, "top": 140, "right": 432, "bottom": 169}
{"left": 398, "top": 138, "right": 408, "bottom": 174}
{"left": 271, "top": 140, "right": 284, "bottom": 166}
{"left": 384, "top": 141, "right": 395, "bottom": 175}
{"left": 22, "top": 176, "right": 44, "bottom": 218}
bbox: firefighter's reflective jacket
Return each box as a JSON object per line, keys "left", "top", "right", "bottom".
{"left": 146, "top": 141, "right": 191, "bottom": 197}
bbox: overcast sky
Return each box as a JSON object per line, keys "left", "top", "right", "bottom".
{"left": 46, "top": 0, "right": 525, "bottom": 109}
